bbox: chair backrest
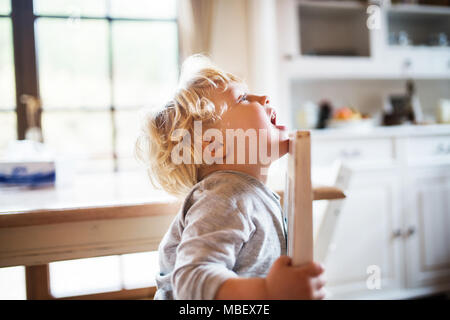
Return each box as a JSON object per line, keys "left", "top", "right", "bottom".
{"left": 284, "top": 131, "right": 348, "bottom": 266}
{"left": 285, "top": 131, "right": 313, "bottom": 266}
{"left": 314, "top": 162, "right": 351, "bottom": 264}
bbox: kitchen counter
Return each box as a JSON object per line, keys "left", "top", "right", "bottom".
{"left": 311, "top": 123, "right": 450, "bottom": 139}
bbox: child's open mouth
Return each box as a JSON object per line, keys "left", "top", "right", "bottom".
{"left": 270, "top": 111, "right": 287, "bottom": 131}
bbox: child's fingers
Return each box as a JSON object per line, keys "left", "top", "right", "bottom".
{"left": 312, "top": 275, "right": 326, "bottom": 290}
{"left": 313, "top": 288, "right": 327, "bottom": 300}
{"left": 303, "top": 262, "right": 325, "bottom": 277}
{"left": 274, "top": 255, "right": 292, "bottom": 268}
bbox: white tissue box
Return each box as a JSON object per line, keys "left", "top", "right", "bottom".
{"left": 0, "top": 160, "right": 56, "bottom": 187}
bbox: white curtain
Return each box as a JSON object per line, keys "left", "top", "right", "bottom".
{"left": 177, "top": 0, "right": 216, "bottom": 61}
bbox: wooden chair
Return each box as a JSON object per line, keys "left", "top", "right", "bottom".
{"left": 285, "top": 131, "right": 348, "bottom": 266}
{"left": 314, "top": 162, "right": 351, "bottom": 264}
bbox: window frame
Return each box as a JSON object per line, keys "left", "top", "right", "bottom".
{"left": 11, "top": 0, "right": 39, "bottom": 141}
{"left": 9, "top": 0, "right": 180, "bottom": 171}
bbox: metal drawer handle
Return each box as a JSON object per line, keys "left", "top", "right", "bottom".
{"left": 392, "top": 227, "right": 416, "bottom": 239}
{"left": 392, "top": 229, "right": 402, "bottom": 239}
{"left": 436, "top": 144, "right": 446, "bottom": 154}
{"left": 405, "top": 226, "right": 416, "bottom": 237}
{"left": 435, "top": 144, "right": 450, "bottom": 155}
{"left": 403, "top": 58, "right": 412, "bottom": 69}
{"left": 352, "top": 150, "right": 361, "bottom": 157}
{"left": 340, "top": 149, "right": 362, "bottom": 159}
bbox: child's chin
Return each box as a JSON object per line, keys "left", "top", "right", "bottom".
{"left": 279, "top": 139, "right": 289, "bottom": 157}
{"left": 277, "top": 127, "right": 289, "bottom": 143}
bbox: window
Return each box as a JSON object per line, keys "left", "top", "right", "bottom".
{"left": 2, "top": 0, "right": 179, "bottom": 172}
{"left": 2, "top": 0, "right": 178, "bottom": 300}
{"left": 0, "top": 0, "right": 16, "bottom": 151}
{"left": 49, "top": 251, "right": 159, "bottom": 298}
{"left": 0, "top": 266, "right": 26, "bottom": 300}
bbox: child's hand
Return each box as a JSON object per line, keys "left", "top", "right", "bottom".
{"left": 265, "top": 256, "right": 326, "bottom": 300}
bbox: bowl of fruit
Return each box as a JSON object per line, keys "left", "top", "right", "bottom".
{"left": 328, "top": 107, "right": 375, "bottom": 131}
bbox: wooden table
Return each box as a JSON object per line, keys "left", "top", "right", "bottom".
{"left": 0, "top": 172, "right": 182, "bottom": 267}
{"left": 0, "top": 170, "right": 344, "bottom": 299}
{"left": 0, "top": 172, "right": 182, "bottom": 299}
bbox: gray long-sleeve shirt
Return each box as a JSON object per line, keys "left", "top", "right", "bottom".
{"left": 153, "top": 170, "right": 287, "bottom": 300}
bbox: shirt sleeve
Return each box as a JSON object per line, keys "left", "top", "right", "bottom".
{"left": 171, "top": 190, "right": 254, "bottom": 300}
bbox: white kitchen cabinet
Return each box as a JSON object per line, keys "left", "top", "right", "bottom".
{"left": 311, "top": 137, "right": 395, "bottom": 167}
{"left": 267, "top": 0, "right": 450, "bottom": 299}
{"left": 404, "top": 167, "right": 450, "bottom": 289}
{"left": 405, "top": 136, "right": 450, "bottom": 167}
{"left": 310, "top": 125, "right": 450, "bottom": 299}
{"left": 275, "top": 0, "right": 450, "bottom": 80}
{"left": 270, "top": 0, "right": 450, "bottom": 138}
{"left": 324, "top": 169, "right": 403, "bottom": 298}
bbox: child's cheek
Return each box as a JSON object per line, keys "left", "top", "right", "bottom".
{"left": 221, "top": 106, "right": 270, "bottom": 132}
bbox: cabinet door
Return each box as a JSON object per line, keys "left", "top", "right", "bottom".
{"left": 405, "top": 167, "right": 450, "bottom": 288}
{"left": 324, "top": 170, "right": 403, "bottom": 298}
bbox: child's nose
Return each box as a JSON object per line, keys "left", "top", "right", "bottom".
{"left": 260, "top": 96, "right": 270, "bottom": 106}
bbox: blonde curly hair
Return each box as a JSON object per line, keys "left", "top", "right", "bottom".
{"left": 135, "top": 55, "right": 243, "bottom": 198}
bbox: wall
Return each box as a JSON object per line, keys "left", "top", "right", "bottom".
{"left": 209, "top": 0, "right": 250, "bottom": 84}
{"left": 209, "top": 0, "right": 279, "bottom": 104}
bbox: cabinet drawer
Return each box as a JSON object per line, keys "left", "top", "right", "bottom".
{"left": 406, "top": 136, "right": 450, "bottom": 164}
{"left": 312, "top": 138, "right": 394, "bottom": 165}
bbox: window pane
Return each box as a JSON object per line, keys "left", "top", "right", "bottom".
{"left": 35, "top": 18, "right": 110, "bottom": 109}
{"left": 49, "top": 256, "right": 121, "bottom": 298}
{"left": 34, "top": 0, "right": 107, "bottom": 17}
{"left": 109, "top": 0, "right": 176, "bottom": 19}
{"left": 42, "top": 110, "right": 113, "bottom": 173}
{"left": 0, "top": 111, "right": 16, "bottom": 152}
{"left": 0, "top": 0, "right": 10, "bottom": 15}
{"left": 115, "top": 109, "right": 141, "bottom": 171}
{"left": 0, "top": 18, "right": 16, "bottom": 109}
{"left": 112, "top": 21, "right": 178, "bottom": 108}
{"left": 0, "top": 266, "right": 26, "bottom": 300}
{"left": 121, "top": 251, "right": 159, "bottom": 289}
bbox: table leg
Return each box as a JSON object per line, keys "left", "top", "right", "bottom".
{"left": 25, "top": 264, "right": 52, "bottom": 300}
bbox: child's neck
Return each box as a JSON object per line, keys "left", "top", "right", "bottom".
{"left": 198, "top": 164, "right": 269, "bottom": 184}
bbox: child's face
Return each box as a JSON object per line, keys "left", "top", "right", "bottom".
{"left": 208, "top": 82, "right": 289, "bottom": 164}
